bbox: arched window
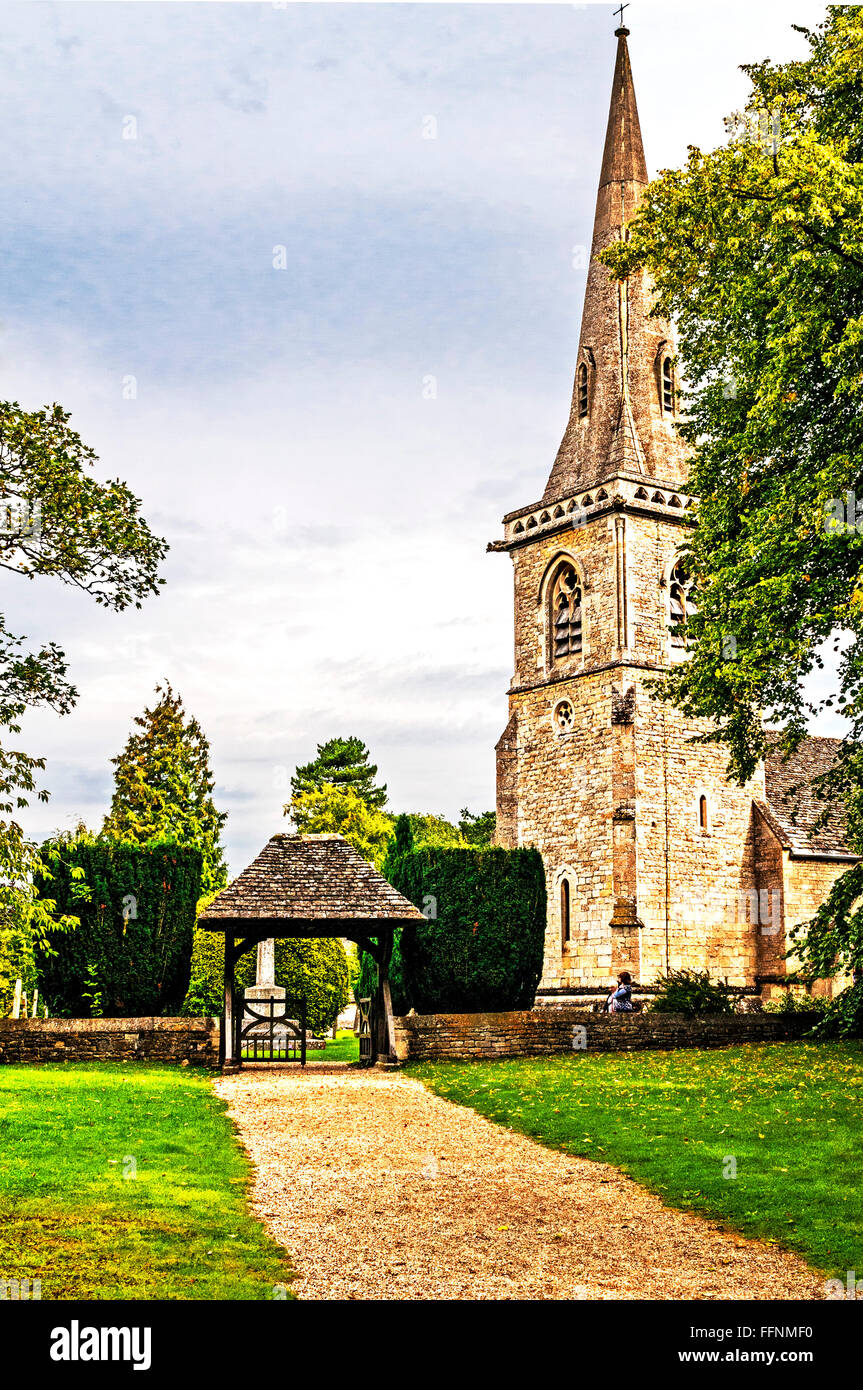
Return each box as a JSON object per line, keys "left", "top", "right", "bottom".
{"left": 668, "top": 558, "right": 697, "bottom": 648}
{"left": 560, "top": 877, "right": 571, "bottom": 947}
{"left": 662, "top": 357, "right": 675, "bottom": 414}
{"left": 699, "top": 795, "right": 709, "bottom": 831}
{"left": 577, "top": 363, "right": 589, "bottom": 418}
{"left": 551, "top": 563, "right": 583, "bottom": 660}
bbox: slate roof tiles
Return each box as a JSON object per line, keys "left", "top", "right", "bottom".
{"left": 200, "top": 833, "right": 426, "bottom": 926}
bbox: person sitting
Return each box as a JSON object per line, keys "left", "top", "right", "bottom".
{"left": 607, "top": 971, "right": 633, "bottom": 1013}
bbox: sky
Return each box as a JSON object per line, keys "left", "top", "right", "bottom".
{"left": 0, "top": 0, "right": 834, "bottom": 874}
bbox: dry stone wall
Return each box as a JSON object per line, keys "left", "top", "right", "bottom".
{"left": 0, "top": 1016, "right": 218, "bottom": 1065}
{"left": 394, "top": 1007, "right": 820, "bottom": 1063}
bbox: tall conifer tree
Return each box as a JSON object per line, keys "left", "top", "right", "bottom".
{"left": 103, "top": 682, "right": 227, "bottom": 896}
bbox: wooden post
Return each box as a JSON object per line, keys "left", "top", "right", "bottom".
{"left": 378, "top": 928, "right": 397, "bottom": 1062}
{"left": 223, "top": 934, "right": 234, "bottom": 1069}
{"left": 381, "top": 978, "right": 397, "bottom": 1063}
{"left": 11, "top": 979, "right": 21, "bottom": 1020}
{"left": 300, "top": 996, "right": 307, "bottom": 1068}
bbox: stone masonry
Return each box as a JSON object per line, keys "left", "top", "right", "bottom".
{"left": 0, "top": 1016, "right": 218, "bottom": 1065}
{"left": 394, "top": 1008, "right": 820, "bottom": 1063}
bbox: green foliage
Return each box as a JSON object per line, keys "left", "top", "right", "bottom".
{"left": 763, "top": 990, "right": 829, "bottom": 1015}
{"left": 0, "top": 400, "right": 167, "bottom": 609}
{"left": 182, "top": 928, "right": 349, "bottom": 1035}
{"left": 34, "top": 834, "right": 202, "bottom": 1016}
{"left": 0, "top": 616, "right": 87, "bottom": 1014}
{"left": 0, "top": 922, "right": 36, "bottom": 1016}
{"left": 458, "top": 808, "right": 497, "bottom": 847}
{"left": 103, "top": 682, "right": 227, "bottom": 897}
{"left": 810, "top": 980, "right": 863, "bottom": 1038}
{"left": 80, "top": 961, "right": 104, "bottom": 1018}
{"left": 650, "top": 970, "right": 735, "bottom": 1016}
{"left": 287, "top": 783, "right": 394, "bottom": 869}
{"left": 345, "top": 943, "right": 361, "bottom": 999}
{"left": 386, "top": 846, "right": 546, "bottom": 1013}
{"left": 387, "top": 812, "right": 414, "bottom": 864}
{"left": 291, "top": 736, "right": 387, "bottom": 810}
{"left": 404, "top": 813, "right": 465, "bottom": 850}
{"left": 601, "top": 8, "right": 863, "bottom": 976}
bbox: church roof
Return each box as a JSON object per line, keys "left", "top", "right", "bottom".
{"left": 199, "top": 833, "right": 426, "bottom": 928}
{"left": 541, "top": 26, "right": 690, "bottom": 505}
{"left": 762, "top": 735, "right": 856, "bottom": 859}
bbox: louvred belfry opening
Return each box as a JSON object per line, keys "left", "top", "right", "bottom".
{"left": 552, "top": 564, "right": 583, "bottom": 658}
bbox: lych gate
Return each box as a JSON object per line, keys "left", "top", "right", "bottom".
{"left": 199, "top": 832, "right": 425, "bottom": 1070}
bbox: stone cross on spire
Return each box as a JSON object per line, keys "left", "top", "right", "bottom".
{"left": 542, "top": 25, "right": 689, "bottom": 503}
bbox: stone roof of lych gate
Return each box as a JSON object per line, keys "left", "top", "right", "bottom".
{"left": 200, "top": 833, "right": 426, "bottom": 925}
{"left": 762, "top": 735, "right": 856, "bottom": 859}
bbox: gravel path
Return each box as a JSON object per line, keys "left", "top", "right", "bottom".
{"left": 215, "top": 1065, "right": 822, "bottom": 1302}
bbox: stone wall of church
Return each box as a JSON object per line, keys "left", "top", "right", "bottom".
{"left": 782, "top": 855, "right": 853, "bottom": 998}
{"left": 497, "top": 506, "right": 773, "bottom": 991}
{"left": 632, "top": 689, "right": 764, "bottom": 987}
{"left": 504, "top": 674, "right": 617, "bottom": 987}
{"left": 753, "top": 809, "right": 788, "bottom": 979}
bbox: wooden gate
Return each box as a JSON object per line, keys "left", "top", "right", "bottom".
{"left": 235, "top": 993, "right": 308, "bottom": 1066}
{"left": 357, "top": 996, "right": 373, "bottom": 1065}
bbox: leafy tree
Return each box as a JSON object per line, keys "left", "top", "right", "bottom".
{"left": 458, "top": 808, "right": 497, "bottom": 847}
{"left": 103, "top": 683, "right": 227, "bottom": 897}
{"left": 286, "top": 783, "right": 394, "bottom": 869}
{"left": 0, "top": 402, "right": 166, "bottom": 1007}
{"left": 602, "top": 7, "right": 863, "bottom": 978}
{"left": 291, "top": 736, "right": 387, "bottom": 810}
{"left": 405, "top": 813, "right": 464, "bottom": 849}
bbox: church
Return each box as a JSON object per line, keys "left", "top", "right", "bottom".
{"left": 490, "top": 25, "right": 855, "bottom": 997}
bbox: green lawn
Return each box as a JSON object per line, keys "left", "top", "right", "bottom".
{"left": 309, "top": 1028, "right": 359, "bottom": 1064}
{"left": 413, "top": 1041, "right": 863, "bottom": 1279}
{"left": 0, "top": 1063, "right": 295, "bottom": 1300}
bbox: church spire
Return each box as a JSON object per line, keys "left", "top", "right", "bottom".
{"left": 542, "top": 24, "right": 689, "bottom": 504}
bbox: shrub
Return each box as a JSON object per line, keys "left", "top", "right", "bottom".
{"left": 181, "top": 928, "right": 349, "bottom": 1035}
{"left": 809, "top": 980, "right": 863, "bottom": 1038}
{"left": 763, "top": 990, "right": 828, "bottom": 1015}
{"left": 34, "top": 836, "right": 202, "bottom": 1017}
{"left": 379, "top": 843, "right": 546, "bottom": 1013}
{"left": 650, "top": 969, "right": 734, "bottom": 1016}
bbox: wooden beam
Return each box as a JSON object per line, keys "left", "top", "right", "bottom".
{"left": 381, "top": 977, "right": 397, "bottom": 1062}
{"left": 223, "top": 932, "right": 235, "bottom": 1068}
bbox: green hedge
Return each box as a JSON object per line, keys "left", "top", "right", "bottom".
{"left": 358, "top": 844, "right": 546, "bottom": 1014}
{"left": 35, "top": 839, "right": 203, "bottom": 1017}
{"left": 182, "top": 928, "right": 349, "bottom": 1036}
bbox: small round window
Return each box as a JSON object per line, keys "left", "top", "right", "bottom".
{"left": 554, "top": 699, "right": 575, "bottom": 733}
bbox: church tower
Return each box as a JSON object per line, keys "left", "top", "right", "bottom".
{"left": 491, "top": 26, "right": 768, "bottom": 991}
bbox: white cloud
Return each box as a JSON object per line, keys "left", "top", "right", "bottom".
{"left": 2, "top": 1, "right": 834, "bottom": 874}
